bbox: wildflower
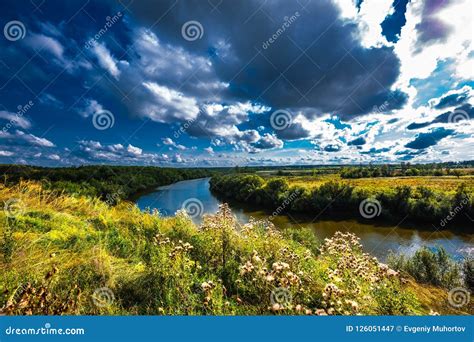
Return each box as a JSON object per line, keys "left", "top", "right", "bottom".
{"left": 315, "top": 309, "right": 327, "bottom": 315}
{"left": 265, "top": 275, "right": 275, "bottom": 282}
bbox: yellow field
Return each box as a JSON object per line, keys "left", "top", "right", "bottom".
{"left": 284, "top": 175, "right": 474, "bottom": 193}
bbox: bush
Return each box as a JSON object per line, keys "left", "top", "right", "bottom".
{"left": 388, "top": 247, "right": 462, "bottom": 289}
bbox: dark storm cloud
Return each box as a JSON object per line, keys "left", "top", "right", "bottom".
{"left": 433, "top": 89, "right": 470, "bottom": 109}
{"left": 415, "top": 0, "right": 453, "bottom": 45}
{"left": 275, "top": 122, "right": 311, "bottom": 140}
{"left": 324, "top": 144, "right": 342, "bottom": 152}
{"left": 347, "top": 137, "right": 366, "bottom": 146}
{"left": 381, "top": 0, "right": 410, "bottom": 43}
{"left": 360, "top": 147, "right": 391, "bottom": 154}
{"left": 404, "top": 127, "right": 455, "bottom": 149}
{"left": 124, "top": 0, "right": 407, "bottom": 119}
{"left": 407, "top": 104, "right": 474, "bottom": 130}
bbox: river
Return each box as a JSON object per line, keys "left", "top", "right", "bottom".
{"left": 136, "top": 178, "right": 473, "bottom": 261}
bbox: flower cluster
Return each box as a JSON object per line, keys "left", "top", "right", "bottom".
{"left": 200, "top": 280, "right": 216, "bottom": 306}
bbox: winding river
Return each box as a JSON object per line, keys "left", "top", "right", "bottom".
{"left": 137, "top": 178, "right": 473, "bottom": 261}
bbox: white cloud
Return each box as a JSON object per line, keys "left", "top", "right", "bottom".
{"left": 92, "top": 43, "right": 121, "bottom": 79}
{"left": 142, "top": 82, "right": 199, "bottom": 122}
{"left": 0, "top": 150, "right": 13, "bottom": 157}
{"left": 0, "top": 110, "right": 32, "bottom": 129}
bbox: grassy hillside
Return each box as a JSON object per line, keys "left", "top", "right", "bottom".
{"left": 1, "top": 181, "right": 471, "bottom": 315}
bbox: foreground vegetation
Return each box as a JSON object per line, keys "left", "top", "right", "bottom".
{"left": 210, "top": 173, "right": 474, "bottom": 227}
{"left": 1, "top": 182, "right": 472, "bottom": 315}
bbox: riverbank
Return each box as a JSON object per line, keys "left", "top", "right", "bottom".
{"left": 209, "top": 174, "right": 474, "bottom": 229}
{"left": 1, "top": 181, "right": 472, "bottom": 315}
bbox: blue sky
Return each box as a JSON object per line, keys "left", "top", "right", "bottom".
{"left": 0, "top": 0, "right": 472, "bottom": 167}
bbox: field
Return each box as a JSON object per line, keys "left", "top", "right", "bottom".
{"left": 285, "top": 175, "right": 474, "bottom": 194}
{"left": 1, "top": 181, "right": 472, "bottom": 315}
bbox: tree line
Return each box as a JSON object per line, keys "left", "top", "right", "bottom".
{"left": 0, "top": 165, "right": 213, "bottom": 202}
{"left": 210, "top": 174, "right": 474, "bottom": 227}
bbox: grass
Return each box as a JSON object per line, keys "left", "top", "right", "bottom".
{"left": 1, "top": 181, "right": 472, "bottom": 315}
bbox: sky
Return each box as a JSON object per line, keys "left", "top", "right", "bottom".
{"left": 0, "top": 0, "right": 473, "bottom": 167}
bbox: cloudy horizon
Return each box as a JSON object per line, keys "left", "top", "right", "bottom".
{"left": 0, "top": 0, "right": 473, "bottom": 167}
